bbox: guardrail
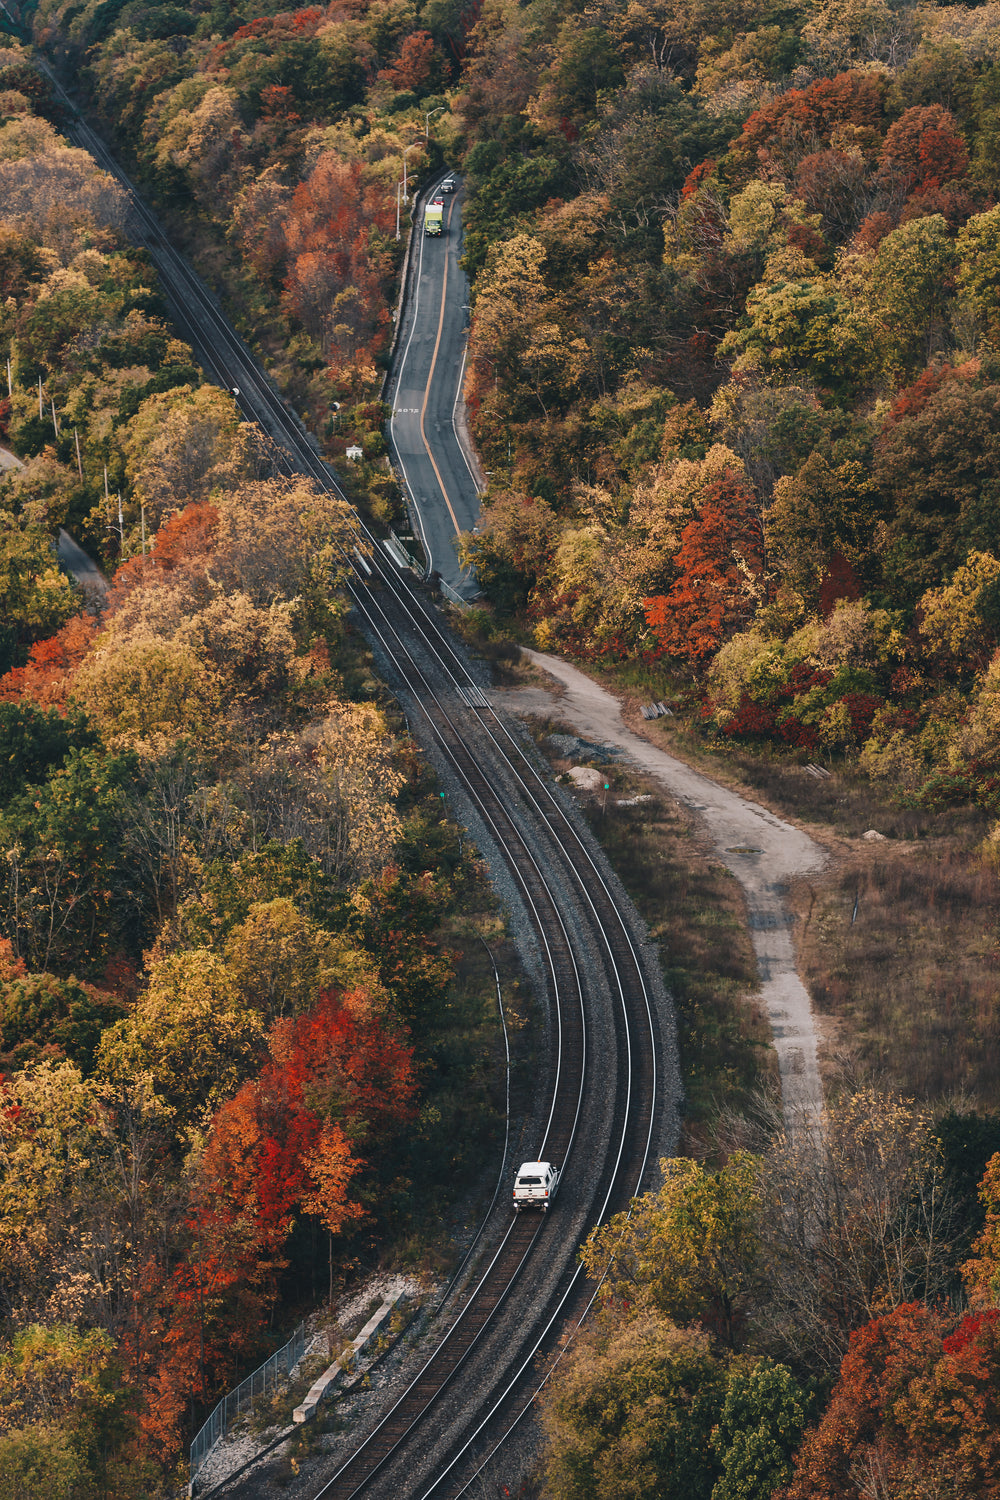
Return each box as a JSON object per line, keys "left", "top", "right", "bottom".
{"left": 189, "top": 1323, "right": 306, "bottom": 1493}
{"left": 439, "top": 579, "right": 470, "bottom": 609}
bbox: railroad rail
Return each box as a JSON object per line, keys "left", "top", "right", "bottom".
{"left": 51, "top": 90, "right": 678, "bottom": 1499}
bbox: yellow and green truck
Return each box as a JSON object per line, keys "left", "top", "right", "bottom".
{"left": 425, "top": 198, "right": 444, "bottom": 236}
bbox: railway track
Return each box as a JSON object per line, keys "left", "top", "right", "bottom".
{"left": 51, "top": 90, "right": 679, "bottom": 1498}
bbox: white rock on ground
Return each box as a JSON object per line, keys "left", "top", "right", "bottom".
{"left": 567, "top": 766, "right": 604, "bottom": 791}
{"left": 501, "top": 650, "right": 828, "bottom": 1132}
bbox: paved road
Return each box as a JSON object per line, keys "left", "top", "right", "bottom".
{"left": 387, "top": 185, "right": 481, "bottom": 597}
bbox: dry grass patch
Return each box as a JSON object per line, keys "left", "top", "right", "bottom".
{"left": 527, "top": 722, "right": 773, "bottom": 1136}
{"left": 584, "top": 778, "right": 774, "bottom": 1139}
{"left": 796, "top": 846, "right": 1000, "bottom": 1104}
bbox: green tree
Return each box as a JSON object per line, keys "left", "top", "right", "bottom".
{"left": 870, "top": 214, "right": 958, "bottom": 378}
{"left": 458, "top": 490, "right": 557, "bottom": 614}
{"left": 0, "top": 1324, "right": 145, "bottom": 1500}
{"left": 0, "top": 746, "right": 139, "bottom": 970}
{"left": 0, "top": 971, "right": 124, "bottom": 1073}
{"left": 541, "top": 1308, "right": 727, "bottom": 1500}
{"left": 876, "top": 367, "right": 1000, "bottom": 601}
{"left": 722, "top": 277, "right": 873, "bottom": 399}
{"left": 710, "top": 1357, "right": 812, "bottom": 1500}
{"left": 0, "top": 1421, "right": 87, "bottom": 1500}
{"left": 0, "top": 703, "right": 95, "bottom": 808}
{"left": 956, "top": 204, "right": 1000, "bottom": 343}
{"left": 767, "top": 453, "right": 885, "bottom": 603}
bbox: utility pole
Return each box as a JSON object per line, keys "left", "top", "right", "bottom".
{"left": 74, "top": 428, "right": 83, "bottom": 479}
{"left": 402, "top": 142, "right": 418, "bottom": 202}
{"left": 38, "top": 376, "right": 42, "bottom": 420}
{"left": 50, "top": 397, "right": 59, "bottom": 437}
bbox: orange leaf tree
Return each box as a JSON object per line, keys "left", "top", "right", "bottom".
{"left": 644, "top": 469, "right": 765, "bottom": 668}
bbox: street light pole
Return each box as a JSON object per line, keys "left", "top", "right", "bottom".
{"left": 425, "top": 105, "right": 445, "bottom": 138}
{"left": 396, "top": 179, "right": 402, "bottom": 241}
{"left": 402, "top": 142, "right": 418, "bottom": 202}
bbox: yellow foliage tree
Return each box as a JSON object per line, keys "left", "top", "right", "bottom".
{"left": 211, "top": 477, "right": 358, "bottom": 610}
{"left": 962, "top": 1151, "right": 1000, "bottom": 1307}
{"left": 307, "top": 699, "right": 405, "bottom": 879}
{"left": 72, "top": 630, "right": 225, "bottom": 756}
{"left": 96, "top": 950, "right": 265, "bottom": 1128}
{"left": 122, "top": 384, "right": 251, "bottom": 531}
{"left": 948, "top": 649, "right": 1000, "bottom": 769}
{"left": 581, "top": 1152, "right": 762, "bottom": 1349}
{"left": 223, "top": 897, "right": 378, "bottom": 1021}
{"left": 919, "top": 550, "right": 1000, "bottom": 667}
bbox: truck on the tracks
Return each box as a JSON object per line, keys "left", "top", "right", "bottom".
{"left": 425, "top": 199, "right": 444, "bottom": 236}
{"left": 513, "top": 1161, "right": 560, "bottom": 1212}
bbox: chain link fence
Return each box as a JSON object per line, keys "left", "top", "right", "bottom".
{"left": 189, "top": 1323, "right": 306, "bottom": 1491}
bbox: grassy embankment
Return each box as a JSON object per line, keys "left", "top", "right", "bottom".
{"left": 478, "top": 633, "right": 1000, "bottom": 1125}
{"left": 594, "top": 662, "right": 1000, "bottom": 1111}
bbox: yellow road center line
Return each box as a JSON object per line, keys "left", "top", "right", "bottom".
{"left": 419, "top": 197, "right": 462, "bottom": 537}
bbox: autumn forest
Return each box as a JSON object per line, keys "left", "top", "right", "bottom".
{"left": 2, "top": 0, "right": 1000, "bottom": 1489}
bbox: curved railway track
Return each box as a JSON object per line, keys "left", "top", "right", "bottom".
{"left": 51, "top": 95, "right": 679, "bottom": 1498}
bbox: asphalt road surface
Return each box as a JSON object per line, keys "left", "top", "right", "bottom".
{"left": 387, "top": 183, "right": 481, "bottom": 597}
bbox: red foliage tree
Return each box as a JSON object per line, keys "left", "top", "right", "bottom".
{"left": 281, "top": 156, "right": 396, "bottom": 362}
{"left": 191, "top": 985, "right": 415, "bottom": 1276}
{"left": 877, "top": 105, "right": 969, "bottom": 199}
{"left": 884, "top": 359, "right": 978, "bottom": 426}
{"left": 850, "top": 210, "right": 897, "bottom": 251}
{"left": 644, "top": 470, "right": 765, "bottom": 668}
{"left": 731, "top": 71, "right": 891, "bottom": 180}
{"left": 780, "top": 1303, "right": 947, "bottom": 1500}
{"left": 681, "top": 160, "right": 716, "bottom": 198}
{"left": 0, "top": 613, "right": 97, "bottom": 707}
{"left": 781, "top": 1303, "right": 1000, "bottom": 1500}
{"left": 260, "top": 84, "right": 301, "bottom": 121}
{"left": 150, "top": 501, "right": 219, "bottom": 572}
{"left": 379, "top": 31, "right": 437, "bottom": 90}
{"left": 268, "top": 984, "right": 417, "bottom": 1144}
{"left": 794, "top": 149, "right": 872, "bottom": 240}
{"left": 818, "top": 552, "right": 862, "bottom": 615}
{"left": 146, "top": 986, "right": 416, "bottom": 1445}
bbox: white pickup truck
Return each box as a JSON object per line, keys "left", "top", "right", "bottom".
{"left": 513, "top": 1160, "right": 560, "bottom": 1212}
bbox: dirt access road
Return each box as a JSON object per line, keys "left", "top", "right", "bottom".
{"left": 501, "top": 649, "right": 827, "bottom": 1131}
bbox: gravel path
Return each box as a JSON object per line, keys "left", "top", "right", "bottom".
{"left": 501, "top": 651, "right": 828, "bottom": 1131}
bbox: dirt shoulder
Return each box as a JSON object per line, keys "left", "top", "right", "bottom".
{"left": 497, "top": 650, "right": 828, "bottom": 1130}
